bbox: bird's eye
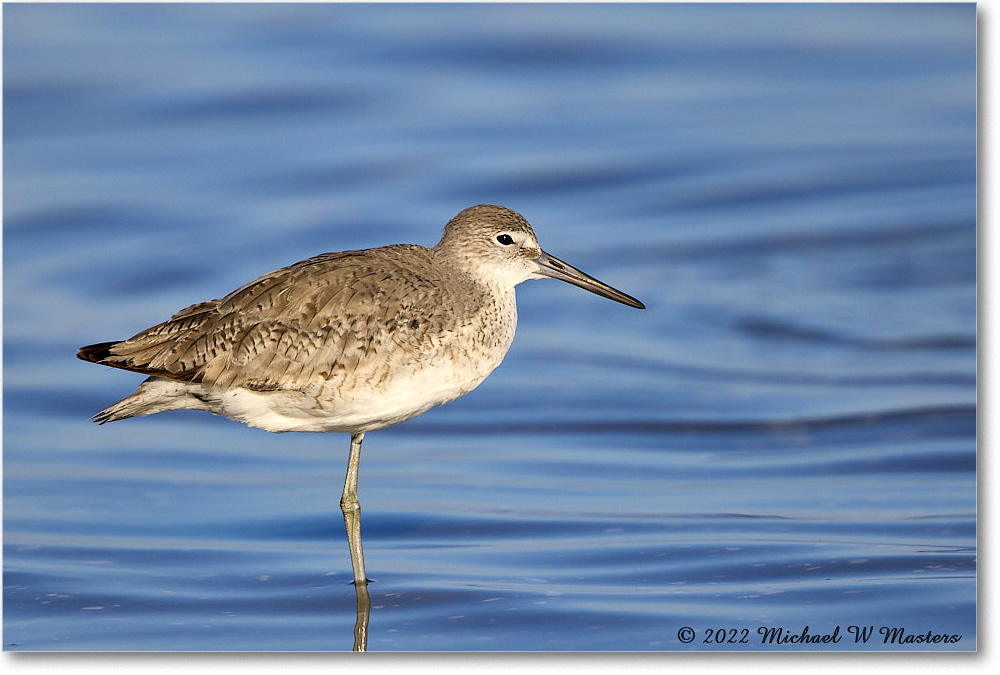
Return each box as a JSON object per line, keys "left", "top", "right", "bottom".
{"left": 496, "top": 234, "right": 514, "bottom": 245}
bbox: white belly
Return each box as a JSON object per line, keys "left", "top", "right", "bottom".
{"left": 216, "top": 357, "right": 498, "bottom": 433}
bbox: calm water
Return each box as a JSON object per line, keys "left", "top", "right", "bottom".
{"left": 3, "top": 3, "right": 976, "bottom": 652}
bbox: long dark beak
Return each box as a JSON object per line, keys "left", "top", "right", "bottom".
{"left": 534, "top": 250, "right": 645, "bottom": 309}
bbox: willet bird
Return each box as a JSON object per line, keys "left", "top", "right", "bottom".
{"left": 77, "top": 204, "right": 644, "bottom": 593}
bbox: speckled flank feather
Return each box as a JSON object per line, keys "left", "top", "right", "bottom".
{"left": 88, "top": 246, "right": 489, "bottom": 388}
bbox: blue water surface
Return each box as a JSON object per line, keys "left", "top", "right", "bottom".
{"left": 3, "top": 2, "right": 976, "bottom": 651}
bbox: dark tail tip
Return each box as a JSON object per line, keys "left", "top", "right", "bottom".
{"left": 77, "top": 341, "right": 118, "bottom": 364}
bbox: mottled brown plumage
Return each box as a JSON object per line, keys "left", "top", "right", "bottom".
{"left": 78, "top": 205, "right": 642, "bottom": 433}
{"left": 86, "top": 246, "right": 486, "bottom": 389}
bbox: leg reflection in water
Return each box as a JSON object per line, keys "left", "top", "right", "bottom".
{"left": 350, "top": 571, "right": 371, "bottom": 652}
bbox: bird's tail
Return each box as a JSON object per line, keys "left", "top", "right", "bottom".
{"left": 77, "top": 341, "right": 118, "bottom": 365}
{"left": 92, "top": 387, "right": 156, "bottom": 424}
{"left": 89, "top": 377, "right": 215, "bottom": 424}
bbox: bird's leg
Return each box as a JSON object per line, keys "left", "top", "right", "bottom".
{"left": 341, "top": 431, "right": 370, "bottom": 651}
{"left": 341, "top": 431, "right": 369, "bottom": 586}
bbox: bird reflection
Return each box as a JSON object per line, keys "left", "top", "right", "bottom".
{"left": 351, "top": 574, "right": 370, "bottom": 652}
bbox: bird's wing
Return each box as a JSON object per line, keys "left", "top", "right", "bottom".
{"left": 83, "top": 245, "right": 472, "bottom": 391}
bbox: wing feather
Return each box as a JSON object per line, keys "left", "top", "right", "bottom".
{"left": 79, "top": 245, "right": 479, "bottom": 392}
